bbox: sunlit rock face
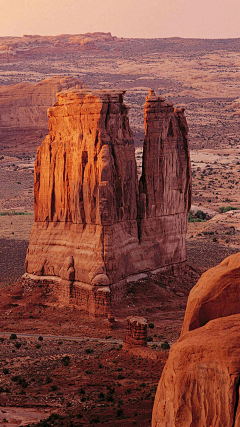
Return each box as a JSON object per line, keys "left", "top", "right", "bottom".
{"left": 152, "top": 252, "right": 240, "bottom": 427}
{"left": 23, "top": 88, "right": 191, "bottom": 316}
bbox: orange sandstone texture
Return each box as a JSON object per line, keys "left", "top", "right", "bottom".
{"left": 124, "top": 316, "right": 148, "bottom": 347}
{"left": 152, "top": 314, "right": 240, "bottom": 427}
{"left": 23, "top": 89, "right": 191, "bottom": 316}
{"left": 181, "top": 251, "right": 240, "bottom": 335}
{"left": 152, "top": 252, "right": 240, "bottom": 427}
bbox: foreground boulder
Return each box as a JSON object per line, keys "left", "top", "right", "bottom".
{"left": 152, "top": 252, "right": 240, "bottom": 427}
{"left": 181, "top": 251, "right": 240, "bottom": 335}
{"left": 23, "top": 88, "right": 191, "bottom": 316}
{"left": 152, "top": 313, "right": 240, "bottom": 427}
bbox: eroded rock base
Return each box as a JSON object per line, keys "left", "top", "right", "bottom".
{"left": 22, "top": 261, "right": 186, "bottom": 317}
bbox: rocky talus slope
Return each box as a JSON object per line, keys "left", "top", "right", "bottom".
{"left": 23, "top": 89, "right": 191, "bottom": 316}
{"left": 152, "top": 251, "right": 240, "bottom": 427}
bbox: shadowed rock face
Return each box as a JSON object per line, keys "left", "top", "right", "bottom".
{"left": 152, "top": 252, "right": 240, "bottom": 427}
{"left": 24, "top": 88, "right": 191, "bottom": 316}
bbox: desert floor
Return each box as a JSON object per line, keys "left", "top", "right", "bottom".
{"left": 0, "top": 37, "right": 240, "bottom": 425}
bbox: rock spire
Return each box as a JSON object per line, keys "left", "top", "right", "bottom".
{"left": 23, "top": 88, "right": 191, "bottom": 316}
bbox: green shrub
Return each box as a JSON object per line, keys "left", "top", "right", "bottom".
{"left": 10, "top": 333, "right": 17, "bottom": 340}
{"left": 0, "top": 386, "right": 10, "bottom": 393}
{"left": 148, "top": 323, "right": 154, "bottom": 329}
{"left": 98, "top": 391, "right": 105, "bottom": 400}
{"left": 11, "top": 375, "right": 28, "bottom": 388}
{"left": 33, "top": 413, "right": 64, "bottom": 425}
{"left": 0, "top": 210, "right": 30, "bottom": 216}
{"left": 188, "top": 210, "right": 207, "bottom": 222}
{"left": 116, "top": 408, "right": 124, "bottom": 418}
{"left": 90, "top": 417, "right": 100, "bottom": 424}
{"left": 161, "top": 341, "right": 170, "bottom": 350}
{"left": 61, "top": 355, "right": 70, "bottom": 366}
{"left": 118, "top": 374, "right": 124, "bottom": 380}
{"left": 76, "top": 412, "right": 83, "bottom": 419}
{"left": 106, "top": 393, "right": 114, "bottom": 402}
{"left": 196, "top": 210, "right": 207, "bottom": 220}
{"left": 15, "top": 342, "right": 21, "bottom": 349}
{"left": 51, "top": 385, "right": 58, "bottom": 391}
{"left": 219, "top": 206, "right": 237, "bottom": 213}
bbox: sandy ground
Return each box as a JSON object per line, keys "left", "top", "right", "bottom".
{"left": 0, "top": 407, "right": 50, "bottom": 426}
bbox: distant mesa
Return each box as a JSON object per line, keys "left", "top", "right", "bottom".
{"left": 0, "top": 76, "right": 85, "bottom": 129}
{"left": 0, "top": 76, "right": 85, "bottom": 152}
{"left": 152, "top": 251, "right": 240, "bottom": 427}
{"left": 23, "top": 88, "right": 191, "bottom": 317}
{"left": 0, "top": 32, "right": 117, "bottom": 61}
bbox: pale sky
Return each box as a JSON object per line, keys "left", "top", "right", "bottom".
{"left": 0, "top": 0, "right": 240, "bottom": 39}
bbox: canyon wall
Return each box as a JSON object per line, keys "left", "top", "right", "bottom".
{"left": 23, "top": 88, "right": 191, "bottom": 316}
{"left": 152, "top": 252, "right": 240, "bottom": 427}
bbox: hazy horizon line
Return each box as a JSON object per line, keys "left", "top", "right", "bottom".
{"left": 1, "top": 32, "right": 240, "bottom": 41}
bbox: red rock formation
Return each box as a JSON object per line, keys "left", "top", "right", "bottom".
{"left": 152, "top": 313, "right": 240, "bottom": 427}
{"left": 152, "top": 252, "right": 240, "bottom": 427}
{"left": 0, "top": 76, "right": 84, "bottom": 153}
{"left": 0, "top": 33, "right": 116, "bottom": 62}
{"left": 181, "top": 251, "right": 240, "bottom": 335}
{"left": 139, "top": 91, "right": 191, "bottom": 271}
{"left": 23, "top": 88, "right": 191, "bottom": 316}
{"left": 124, "top": 316, "right": 147, "bottom": 347}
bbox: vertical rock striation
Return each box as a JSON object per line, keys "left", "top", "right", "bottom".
{"left": 138, "top": 90, "right": 191, "bottom": 273}
{"left": 23, "top": 88, "right": 191, "bottom": 316}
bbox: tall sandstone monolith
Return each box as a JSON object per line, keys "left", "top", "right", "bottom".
{"left": 23, "top": 88, "right": 191, "bottom": 316}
